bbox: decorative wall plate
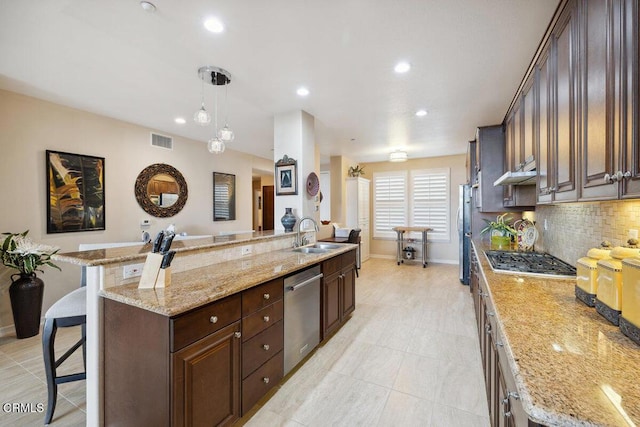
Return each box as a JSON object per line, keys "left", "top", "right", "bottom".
{"left": 516, "top": 219, "right": 538, "bottom": 251}
{"left": 306, "top": 172, "right": 320, "bottom": 196}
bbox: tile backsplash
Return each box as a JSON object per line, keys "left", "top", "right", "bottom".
{"left": 535, "top": 200, "right": 640, "bottom": 265}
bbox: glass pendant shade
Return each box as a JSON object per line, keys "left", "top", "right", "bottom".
{"left": 208, "top": 137, "right": 226, "bottom": 154}
{"left": 194, "top": 105, "right": 211, "bottom": 126}
{"left": 218, "top": 124, "right": 235, "bottom": 143}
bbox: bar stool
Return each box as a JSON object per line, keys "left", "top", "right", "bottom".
{"left": 42, "top": 286, "right": 87, "bottom": 424}
{"left": 347, "top": 228, "right": 362, "bottom": 277}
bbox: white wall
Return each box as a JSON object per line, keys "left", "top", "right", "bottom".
{"left": 0, "top": 90, "right": 272, "bottom": 331}
{"left": 362, "top": 154, "right": 467, "bottom": 264}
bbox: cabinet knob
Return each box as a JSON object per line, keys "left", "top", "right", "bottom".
{"left": 210, "top": 316, "right": 218, "bottom": 324}
{"left": 262, "top": 377, "right": 270, "bottom": 384}
{"left": 504, "top": 411, "right": 513, "bottom": 418}
{"left": 263, "top": 316, "right": 270, "bottom": 323}
{"left": 507, "top": 391, "right": 520, "bottom": 400}
{"left": 487, "top": 311, "right": 495, "bottom": 317}
{"left": 234, "top": 332, "right": 241, "bottom": 339}
{"left": 485, "top": 324, "right": 491, "bottom": 335}
{"left": 496, "top": 341, "right": 504, "bottom": 347}
{"left": 623, "top": 171, "right": 632, "bottom": 179}
{"left": 263, "top": 293, "right": 270, "bottom": 300}
{"left": 263, "top": 344, "right": 270, "bottom": 351}
{"left": 604, "top": 173, "right": 612, "bottom": 184}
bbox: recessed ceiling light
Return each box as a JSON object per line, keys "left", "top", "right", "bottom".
{"left": 174, "top": 117, "right": 186, "bottom": 124}
{"left": 297, "top": 87, "right": 310, "bottom": 97}
{"left": 394, "top": 62, "right": 411, "bottom": 73}
{"left": 415, "top": 109, "right": 428, "bottom": 117}
{"left": 140, "top": 1, "right": 156, "bottom": 13}
{"left": 204, "top": 17, "right": 225, "bottom": 33}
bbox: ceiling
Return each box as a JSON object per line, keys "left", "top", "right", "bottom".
{"left": 0, "top": 0, "right": 559, "bottom": 163}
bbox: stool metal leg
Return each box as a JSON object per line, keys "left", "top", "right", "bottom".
{"left": 42, "top": 318, "right": 58, "bottom": 425}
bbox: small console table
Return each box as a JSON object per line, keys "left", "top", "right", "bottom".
{"left": 392, "top": 226, "right": 433, "bottom": 268}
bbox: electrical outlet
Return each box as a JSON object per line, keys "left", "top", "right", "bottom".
{"left": 123, "top": 263, "right": 144, "bottom": 279}
{"left": 241, "top": 246, "right": 252, "bottom": 256}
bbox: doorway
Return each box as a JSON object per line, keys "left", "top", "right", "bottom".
{"left": 262, "top": 185, "right": 274, "bottom": 230}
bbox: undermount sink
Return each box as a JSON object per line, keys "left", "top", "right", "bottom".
{"left": 292, "top": 247, "right": 329, "bottom": 254}
{"left": 312, "top": 243, "right": 342, "bottom": 250}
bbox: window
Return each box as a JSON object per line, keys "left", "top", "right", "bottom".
{"left": 373, "top": 168, "right": 450, "bottom": 242}
{"left": 373, "top": 171, "right": 407, "bottom": 239}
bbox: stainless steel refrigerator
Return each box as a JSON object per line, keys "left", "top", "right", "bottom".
{"left": 458, "top": 184, "right": 472, "bottom": 285}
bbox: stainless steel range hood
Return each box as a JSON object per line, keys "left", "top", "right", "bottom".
{"left": 493, "top": 155, "right": 536, "bottom": 186}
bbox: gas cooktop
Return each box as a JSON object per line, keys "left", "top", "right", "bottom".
{"left": 485, "top": 250, "right": 577, "bottom": 277}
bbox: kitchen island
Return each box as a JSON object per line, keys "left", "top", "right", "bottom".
{"left": 472, "top": 240, "right": 640, "bottom": 426}
{"left": 52, "top": 231, "right": 356, "bottom": 426}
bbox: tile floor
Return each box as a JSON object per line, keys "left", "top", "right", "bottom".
{"left": 0, "top": 259, "right": 488, "bottom": 426}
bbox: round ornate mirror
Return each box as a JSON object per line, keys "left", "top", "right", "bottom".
{"left": 135, "top": 163, "right": 188, "bottom": 217}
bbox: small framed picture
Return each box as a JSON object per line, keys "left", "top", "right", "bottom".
{"left": 275, "top": 155, "right": 297, "bottom": 195}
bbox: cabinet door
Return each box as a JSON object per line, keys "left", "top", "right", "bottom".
{"left": 503, "top": 113, "right": 516, "bottom": 206}
{"left": 341, "top": 266, "right": 356, "bottom": 319}
{"left": 172, "top": 322, "right": 241, "bottom": 427}
{"left": 523, "top": 77, "right": 536, "bottom": 165}
{"left": 322, "top": 272, "right": 342, "bottom": 338}
{"left": 537, "top": 42, "right": 554, "bottom": 203}
{"left": 553, "top": 1, "right": 579, "bottom": 202}
{"left": 621, "top": 0, "right": 640, "bottom": 197}
{"left": 581, "top": 0, "right": 619, "bottom": 200}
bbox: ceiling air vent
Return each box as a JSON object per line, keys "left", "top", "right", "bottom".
{"left": 150, "top": 133, "right": 173, "bottom": 150}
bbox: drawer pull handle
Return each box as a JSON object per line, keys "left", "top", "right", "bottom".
{"left": 210, "top": 316, "right": 218, "bottom": 324}
{"left": 263, "top": 344, "right": 270, "bottom": 351}
{"left": 263, "top": 377, "right": 270, "bottom": 384}
{"left": 496, "top": 341, "right": 504, "bottom": 347}
{"left": 263, "top": 293, "right": 270, "bottom": 300}
{"left": 234, "top": 332, "right": 241, "bottom": 338}
{"left": 263, "top": 316, "right": 270, "bottom": 322}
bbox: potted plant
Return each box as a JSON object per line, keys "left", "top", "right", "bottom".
{"left": 1, "top": 231, "right": 61, "bottom": 338}
{"left": 348, "top": 165, "right": 365, "bottom": 177}
{"left": 480, "top": 213, "right": 517, "bottom": 250}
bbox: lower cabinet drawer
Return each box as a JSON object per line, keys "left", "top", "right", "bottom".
{"left": 242, "top": 320, "right": 284, "bottom": 378}
{"left": 242, "top": 350, "right": 284, "bottom": 413}
{"left": 242, "top": 299, "right": 283, "bottom": 342}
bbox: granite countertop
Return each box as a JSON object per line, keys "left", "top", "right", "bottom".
{"left": 52, "top": 231, "right": 289, "bottom": 266}
{"left": 473, "top": 241, "right": 640, "bottom": 426}
{"left": 100, "top": 244, "right": 357, "bottom": 317}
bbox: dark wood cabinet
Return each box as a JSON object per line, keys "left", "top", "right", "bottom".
{"left": 172, "top": 321, "right": 241, "bottom": 427}
{"left": 471, "top": 244, "right": 543, "bottom": 427}
{"left": 240, "top": 278, "right": 284, "bottom": 413}
{"left": 621, "top": 0, "right": 640, "bottom": 197}
{"left": 104, "top": 294, "right": 243, "bottom": 427}
{"left": 321, "top": 249, "right": 357, "bottom": 339}
{"left": 536, "top": 41, "right": 554, "bottom": 204}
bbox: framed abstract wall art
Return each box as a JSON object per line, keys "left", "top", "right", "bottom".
{"left": 46, "top": 150, "right": 105, "bottom": 233}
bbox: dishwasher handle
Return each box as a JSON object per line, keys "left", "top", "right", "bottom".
{"left": 287, "top": 273, "right": 324, "bottom": 292}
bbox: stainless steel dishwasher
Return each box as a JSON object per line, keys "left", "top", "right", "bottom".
{"left": 283, "top": 265, "right": 323, "bottom": 375}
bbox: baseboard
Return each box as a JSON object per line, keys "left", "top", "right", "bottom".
{"left": 368, "top": 254, "right": 458, "bottom": 265}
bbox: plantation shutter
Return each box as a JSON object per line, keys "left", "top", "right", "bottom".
{"left": 410, "top": 169, "right": 449, "bottom": 241}
{"left": 373, "top": 171, "right": 407, "bottom": 239}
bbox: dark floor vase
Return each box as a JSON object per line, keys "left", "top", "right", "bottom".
{"left": 9, "top": 273, "right": 44, "bottom": 339}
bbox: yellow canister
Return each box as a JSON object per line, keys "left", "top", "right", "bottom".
{"left": 621, "top": 257, "right": 640, "bottom": 328}
{"left": 576, "top": 247, "right": 612, "bottom": 306}
{"left": 596, "top": 247, "right": 640, "bottom": 325}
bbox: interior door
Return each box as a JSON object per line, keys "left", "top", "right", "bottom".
{"left": 262, "top": 185, "right": 274, "bottom": 231}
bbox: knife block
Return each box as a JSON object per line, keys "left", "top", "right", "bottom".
{"left": 155, "top": 267, "right": 171, "bottom": 288}
{"left": 138, "top": 253, "right": 164, "bottom": 289}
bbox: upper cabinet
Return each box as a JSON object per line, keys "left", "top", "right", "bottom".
{"left": 509, "top": 0, "right": 640, "bottom": 205}
{"left": 552, "top": 0, "right": 579, "bottom": 202}
{"left": 621, "top": 0, "right": 640, "bottom": 197}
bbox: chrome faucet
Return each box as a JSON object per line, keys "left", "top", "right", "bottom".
{"left": 294, "top": 217, "right": 319, "bottom": 247}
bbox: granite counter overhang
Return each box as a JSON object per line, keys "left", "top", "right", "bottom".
{"left": 100, "top": 244, "right": 357, "bottom": 317}
{"left": 473, "top": 240, "right": 640, "bottom": 426}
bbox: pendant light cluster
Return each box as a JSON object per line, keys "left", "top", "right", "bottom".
{"left": 195, "top": 66, "right": 234, "bottom": 154}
